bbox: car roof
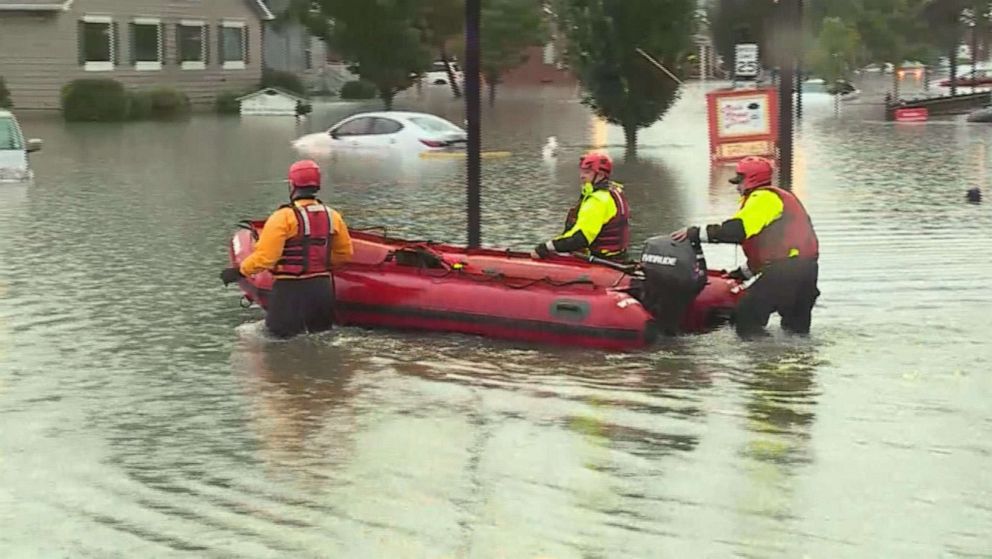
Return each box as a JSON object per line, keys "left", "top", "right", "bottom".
{"left": 0, "top": 110, "right": 13, "bottom": 118}
{"left": 341, "top": 111, "right": 450, "bottom": 122}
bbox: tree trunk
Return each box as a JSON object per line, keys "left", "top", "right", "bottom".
{"left": 488, "top": 80, "right": 497, "bottom": 107}
{"left": 440, "top": 46, "right": 462, "bottom": 99}
{"left": 380, "top": 87, "right": 395, "bottom": 110}
{"left": 950, "top": 45, "right": 958, "bottom": 97}
{"left": 623, "top": 124, "right": 637, "bottom": 159}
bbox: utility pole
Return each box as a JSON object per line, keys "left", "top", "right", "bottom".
{"left": 776, "top": 0, "right": 798, "bottom": 191}
{"left": 465, "top": 0, "right": 481, "bottom": 247}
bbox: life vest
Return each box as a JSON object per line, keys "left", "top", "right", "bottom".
{"left": 740, "top": 186, "right": 819, "bottom": 272}
{"left": 564, "top": 181, "right": 630, "bottom": 259}
{"left": 274, "top": 201, "right": 334, "bottom": 277}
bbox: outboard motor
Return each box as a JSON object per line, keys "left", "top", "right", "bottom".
{"left": 637, "top": 236, "right": 708, "bottom": 335}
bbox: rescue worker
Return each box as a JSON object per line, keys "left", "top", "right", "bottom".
{"left": 532, "top": 151, "right": 631, "bottom": 262}
{"left": 220, "top": 160, "right": 353, "bottom": 339}
{"left": 671, "top": 156, "right": 820, "bottom": 337}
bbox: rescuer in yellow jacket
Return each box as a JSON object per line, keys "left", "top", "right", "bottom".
{"left": 532, "top": 151, "right": 631, "bottom": 262}
{"left": 672, "top": 156, "right": 820, "bottom": 337}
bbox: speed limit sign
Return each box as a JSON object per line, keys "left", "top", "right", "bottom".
{"left": 735, "top": 43, "right": 759, "bottom": 79}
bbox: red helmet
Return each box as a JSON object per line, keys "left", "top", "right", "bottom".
{"left": 579, "top": 151, "right": 613, "bottom": 178}
{"left": 288, "top": 159, "right": 321, "bottom": 189}
{"left": 730, "top": 156, "right": 774, "bottom": 190}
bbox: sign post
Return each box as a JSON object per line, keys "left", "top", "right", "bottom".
{"left": 734, "top": 43, "right": 759, "bottom": 83}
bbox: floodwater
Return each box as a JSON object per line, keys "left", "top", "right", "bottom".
{"left": 1, "top": 77, "right": 990, "bottom": 557}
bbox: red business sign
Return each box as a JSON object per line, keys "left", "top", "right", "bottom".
{"left": 894, "top": 108, "right": 929, "bottom": 122}
{"left": 706, "top": 87, "right": 779, "bottom": 162}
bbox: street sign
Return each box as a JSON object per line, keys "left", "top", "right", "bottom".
{"left": 894, "top": 107, "right": 929, "bottom": 122}
{"left": 734, "top": 43, "right": 759, "bottom": 79}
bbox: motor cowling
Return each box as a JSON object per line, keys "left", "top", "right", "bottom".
{"left": 637, "top": 236, "right": 708, "bottom": 334}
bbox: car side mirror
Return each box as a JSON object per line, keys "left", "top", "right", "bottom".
{"left": 329, "top": 130, "right": 339, "bottom": 140}
{"left": 26, "top": 138, "right": 43, "bottom": 153}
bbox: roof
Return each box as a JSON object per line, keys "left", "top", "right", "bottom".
{"left": 0, "top": 0, "right": 73, "bottom": 10}
{"left": 236, "top": 87, "right": 306, "bottom": 102}
{"left": 250, "top": 0, "right": 275, "bottom": 20}
{"left": 0, "top": 0, "right": 271, "bottom": 18}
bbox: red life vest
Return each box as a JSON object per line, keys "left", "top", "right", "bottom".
{"left": 564, "top": 182, "right": 631, "bottom": 259}
{"left": 274, "top": 202, "right": 335, "bottom": 277}
{"left": 740, "top": 186, "right": 819, "bottom": 272}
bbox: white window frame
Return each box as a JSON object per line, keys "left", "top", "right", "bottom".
{"left": 82, "top": 14, "right": 114, "bottom": 72}
{"left": 132, "top": 17, "right": 162, "bottom": 71}
{"left": 178, "top": 20, "right": 206, "bottom": 70}
{"left": 221, "top": 20, "right": 246, "bottom": 70}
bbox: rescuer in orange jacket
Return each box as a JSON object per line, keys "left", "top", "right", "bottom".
{"left": 220, "top": 160, "right": 353, "bottom": 338}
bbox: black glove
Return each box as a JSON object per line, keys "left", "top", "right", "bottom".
{"left": 219, "top": 267, "right": 243, "bottom": 286}
{"left": 724, "top": 267, "right": 748, "bottom": 282}
{"left": 686, "top": 226, "right": 702, "bottom": 245}
{"left": 534, "top": 242, "right": 551, "bottom": 259}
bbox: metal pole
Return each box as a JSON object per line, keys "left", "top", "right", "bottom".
{"left": 465, "top": 0, "right": 481, "bottom": 248}
{"left": 795, "top": 0, "right": 803, "bottom": 122}
{"left": 973, "top": 22, "right": 979, "bottom": 94}
{"left": 777, "top": 0, "right": 795, "bottom": 191}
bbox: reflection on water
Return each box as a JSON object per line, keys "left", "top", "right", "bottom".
{"left": 1, "top": 79, "right": 990, "bottom": 557}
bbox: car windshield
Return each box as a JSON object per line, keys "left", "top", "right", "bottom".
{"left": 0, "top": 118, "right": 23, "bottom": 150}
{"left": 410, "top": 116, "right": 461, "bottom": 133}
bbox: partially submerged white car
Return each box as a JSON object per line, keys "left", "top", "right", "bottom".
{"left": 292, "top": 111, "right": 467, "bottom": 156}
{"left": 0, "top": 110, "right": 42, "bottom": 182}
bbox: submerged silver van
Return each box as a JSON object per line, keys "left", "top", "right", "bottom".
{"left": 0, "top": 110, "right": 42, "bottom": 182}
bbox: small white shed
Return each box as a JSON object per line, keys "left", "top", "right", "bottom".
{"left": 237, "top": 87, "right": 306, "bottom": 116}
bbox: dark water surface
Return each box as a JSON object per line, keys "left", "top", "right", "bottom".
{"left": 1, "top": 80, "right": 990, "bottom": 558}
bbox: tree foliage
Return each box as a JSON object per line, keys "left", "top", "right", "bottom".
{"left": 559, "top": 0, "right": 695, "bottom": 157}
{"left": 481, "top": 0, "right": 547, "bottom": 104}
{"left": 808, "top": 17, "right": 861, "bottom": 88}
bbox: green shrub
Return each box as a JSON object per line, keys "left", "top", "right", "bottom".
{"left": 215, "top": 91, "right": 243, "bottom": 114}
{"left": 0, "top": 77, "right": 12, "bottom": 109}
{"left": 145, "top": 87, "right": 190, "bottom": 118}
{"left": 61, "top": 79, "right": 128, "bottom": 121}
{"left": 126, "top": 88, "right": 190, "bottom": 119}
{"left": 261, "top": 68, "right": 307, "bottom": 97}
{"left": 126, "top": 91, "right": 153, "bottom": 120}
{"left": 339, "top": 80, "right": 376, "bottom": 100}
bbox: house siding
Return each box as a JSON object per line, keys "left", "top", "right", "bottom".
{"left": 0, "top": 0, "right": 267, "bottom": 110}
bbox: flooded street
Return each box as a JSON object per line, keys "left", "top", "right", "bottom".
{"left": 1, "top": 79, "right": 991, "bottom": 557}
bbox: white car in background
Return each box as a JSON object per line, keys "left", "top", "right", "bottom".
{"left": 0, "top": 110, "right": 42, "bottom": 182}
{"left": 292, "top": 111, "right": 467, "bottom": 155}
{"left": 423, "top": 60, "right": 463, "bottom": 86}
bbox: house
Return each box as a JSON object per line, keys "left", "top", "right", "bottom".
{"left": 261, "top": 0, "right": 328, "bottom": 91}
{"left": 0, "top": 0, "right": 275, "bottom": 110}
{"left": 499, "top": 7, "right": 575, "bottom": 87}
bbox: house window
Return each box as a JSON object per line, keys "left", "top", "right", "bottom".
{"left": 220, "top": 21, "right": 247, "bottom": 70}
{"left": 178, "top": 21, "right": 206, "bottom": 70}
{"left": 131, "top": 18, "right": 162, "bottom": 71}
{"left": 80, "top": 15, "right": 114, "bottom": 71}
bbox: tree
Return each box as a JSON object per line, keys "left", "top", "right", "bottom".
{"left": 0, "top": 77, "right": 12, "bottom": 109}
{"left": 809, "top": 17, "right": 861, "bottom": 88}
{"left": 708, "top": 0, "right": 778, "bottom": 72}
{"left": 480, "top": 0, "right": 547, "bottom": 105}
{"left": 420, "top": 0, "right": 465, "bottom": 98}
{"left": 560, "top": 0, "right": 695, "bottom": 157}
{"left": 308, "top": 0, "right": 433, "bottom": 109}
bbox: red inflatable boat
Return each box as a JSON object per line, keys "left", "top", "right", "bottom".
{"left": 228, "top": 222, "right": 743, "bottom": 350}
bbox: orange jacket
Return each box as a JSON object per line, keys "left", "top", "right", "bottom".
{"left": 240, "top": 199, "right": 353, "bottom": 279}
